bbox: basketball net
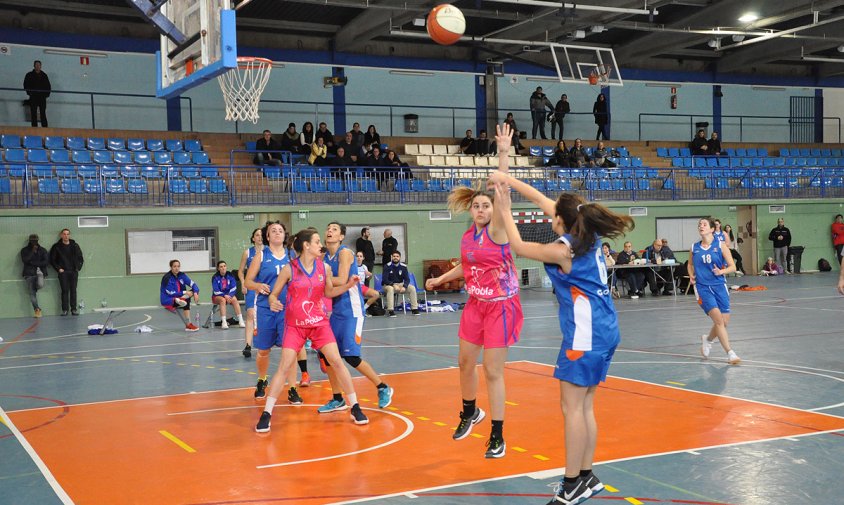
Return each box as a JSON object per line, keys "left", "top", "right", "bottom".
{"left": 588, "top": 64, "right": 612, "bottom": 88}
{"left": 217, "top": 57, "right": 273, "bottom": 123}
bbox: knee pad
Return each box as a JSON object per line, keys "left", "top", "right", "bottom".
{"left": 317, "top": 350, "right": 331, "bottom": 368}
{"left": 343, "top": 356, "right": 362, "bottom": 368}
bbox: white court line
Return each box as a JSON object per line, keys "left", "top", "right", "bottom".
{"left": 0, "top": 314, "right": 153, "bottom": 345}
{"left": 0, "top": 406, "right": 74, "bottom": 504}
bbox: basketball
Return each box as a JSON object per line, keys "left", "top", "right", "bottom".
{"left": 427, "top": 4, "right": 465, "bottom": 46}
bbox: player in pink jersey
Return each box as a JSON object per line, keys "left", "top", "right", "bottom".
{"left": 255, "top": 228, "right": 367, "bottom": 433}
{"left": 426, "top": 123, "right": 523, "bottom": 459}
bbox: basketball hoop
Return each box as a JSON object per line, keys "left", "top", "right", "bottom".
{"left": 588, "top": 64, "right": 612, "bottom": 88}
{"left": 217, "top": 57, "right": 273, "bottom": 123}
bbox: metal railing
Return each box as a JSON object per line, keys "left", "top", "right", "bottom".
{"left": 638, "top": 113, "right": 842, "bottom": 142}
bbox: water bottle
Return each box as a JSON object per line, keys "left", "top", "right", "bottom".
{"left": 194, "top": 311, "right": 200, "bottom": 326}
{"left": 78, "top": 299, "right": 86, "bottom": 315}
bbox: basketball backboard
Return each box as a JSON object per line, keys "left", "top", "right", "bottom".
{"left": 153, "top": 0, "right": 238, "bottom": 99}
{"left": 548, "top": 44, "right": 622, "bottom": 86}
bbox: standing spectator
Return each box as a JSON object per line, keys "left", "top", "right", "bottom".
{"left": 708, "top": 131, "right": 723, "bottom": 155}
{"left": 382, "top": 251, "right": 419, "bottom": 317}
{"left": 279, "top": 123, "right": 300, "bottom": 153}
{"left": 315, "top": 122, "right": 335, "bottom": 153}
{"left": 254, "top": 130, "right": 282, "bottom": 166}
{"left": 20, "top": 234, "right": 49, "bottom": 318}
{"left": 363, "top": 125, "right": 381, "bottom": 153}
{"left": 691, "top": 129, "right": 709, "bottom": 156}
{"left": 308, "top": 136, "right": 328, "bottom": 165}
{"left": 593, "top": 93, "right": 609, "bottom": 140}
{"left": 350, "top": 122, "right": 365, "bottom": 157}
{"left": 503, "top": 112, "right": 523, "bottom": 155}
{"left": 299, "top": 121, "right": 315, "bottom": 155}
{"left": 356, "top": 227, "right": 376, "bottom": 287}
{"left": 529, "top": 86, "right": 553, "bottom": 139}
{"left": 459, "top": 129, "right": 476, "bottom": 155}
{"left": 24, "top": 60, "right": 51, "bottom": 127}
{"left": 551, "top": 93, "right": 570, "bottom": 140}
{"left": 212, "top": 260, "right": 245, "bottom": 330}
{"left": 379, "top": 229, "right": 398, "bottom": 271}
{"left": 768, "top": 218, "right": 792, "bottom": 274}
{"left": 831, "top": 214, "right": 844, "bottom": 265}
{"left": 49, "top": 228, "right": 83, "bottom": 316}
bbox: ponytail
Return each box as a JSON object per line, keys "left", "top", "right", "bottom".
{"left": 555, "top": 194, "right": 634, "bottom": 256}
{"left": 447, "top": 179, "right": 494, "bottom": 214}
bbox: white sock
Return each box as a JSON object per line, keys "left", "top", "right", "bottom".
{"left": 346, "top": 393, "right": 357, "bottom": 406}
{"left": 237, "top": 314, "right": 244, "bottom": 322}
{"left": 264, "top": 396, "right": 277, "bottom": 414}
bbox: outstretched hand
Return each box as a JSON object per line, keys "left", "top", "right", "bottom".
{"left": 487, "top": 170, "right": 509, "bottom": 186}
{"left": 495, "top": 123, "right": 512, "bottom": 154}
{"left": 493, "top": 182, "right": 512, "bottom": 212}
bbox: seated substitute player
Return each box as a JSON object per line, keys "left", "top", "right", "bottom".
{"left": 211, "top": 260, "right": 245, "bottom": 329}
{"left": 160, "top": 259, "right": 200, "bottom": 332}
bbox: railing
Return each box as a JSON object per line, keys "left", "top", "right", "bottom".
{"left": 3, "top": 161, "right": 844, "bottom": 209}
{"left": 0, "top": 87, "right": 194, "bottom": 131}
{"left": 638, "top": 113, "right": 842, "bottom": 143}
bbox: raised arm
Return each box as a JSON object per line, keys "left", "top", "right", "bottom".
{"left": 488, "top": 170, "right": 556, "bottom": 218}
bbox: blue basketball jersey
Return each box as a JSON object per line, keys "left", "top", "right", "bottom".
{"left": 245, "top": 245, "right": 259, "bottom": 270}
{"left": 691, "top": 240, "right": 727, "bottom": 286}
{"left": 544, "top": 235, "right": 620, "bottom": 352}
{"left": 713, "top": 230, "right": 726, "bottom": 245}
{"left": 325, "top": 245, "right": 364, "bottom": 318}
{"left": 255, "top": 247, "right": 289, "bottom": 309}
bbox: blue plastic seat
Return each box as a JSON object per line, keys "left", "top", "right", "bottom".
{"left": 166, "top": 139, "right": 183, "bottom": 152}
{"left": 394, "top": 179, "right": 411, "bottom": 192}
{"left": 758, "top": 148, "right": 769, "bottom": 157}
{"left": 327, "top": 179, "right": 344, "bottom": 192}
{"left": 179, "top": 166, "right": 199, "bottom": 178}
{"left": 5, "top": 149, "right": 26, "bottom": 162}
{"left": 192, "top": 152, "right": 210, "bottom": 164}
{"left": 1, "top": 134, "right": 21, "bottom": 148}
{"left": 107, "top": 138, "right": 125, "bottom": 151}
{"left": 311, "top": 180, "right": 328, "bottom": 192}
{"left": 113, "top": 151, "right": 133, "bottom": 164}
{"left": 679, "top": 148, "right": 691, "bottom": 157}
{"left": 126, "top": 138, "right": 145, "bottom": 151}
{"left": 93, "top": 150, "right": 113, "bottom": 164}
{"left": 146, "top": 139, "right": 164, "bottom": 152}
{"left": 55, "top": 165, "right": 75, "bottom": 178}
{"left": 799, "top": 148, "right": 810, "bottom": 156}
{"left": 410, "top": 179, "right": 426, "bottom": 191}
{"left": 746, "top": 148, "right": 757, "bottom": 157}
{"left": 199, "top": 166, "right": 218, "bottom": 178}
{"left": 87, "top": 138, "right": 106, "bottom": 150}
{"left": 292, "top": 180, "right": 309, "bottom": 193}
{"left": 101, "top": 165, "right": 120, "bottom": 178}
{"left": 361, "top": 179, "right": 378, "bottom": 192}
{"left": 23, "top": 135, "right": 44, "bottom": 149}
{"left": 779, "top": 148, "right": 790, "bottom": 156}
{"left": 169, "top": 179, "right": 188, "bottom": 193}
{"left": 667, "top": 147, "right": 680, "bottom": 157}
{"left": 49, "top": 149, "right": 70, "bottom": 163}
{"left": 185, "top": 140, "right": 202, "bottom": 152}
{"left": 44, "top": 136, "right": 64, "bottom": 150}
{"left": 77, "top": 165, "right": 97, "bottom": 178}
{"left": 262, "top": 166, "right": 281, "bottom": 178}
{"left": 121, "top": 166, "right": 140, "bottom": 178}
{"left": 154, "top": 151, "right": 172, "bottom": 164}
{"left": 209, "top": 178, "right": 228, "bottom": 193}
{"left": 83, "top": 179, "right": 102, "bottom": 194}
{"left": 735, "top": 148, "right": 746, "bottom": 157}
{"left": 173, "top": 151, "right": 192, "bottom": 164}
{"left": 140, "top": 166, "right": 161, "bottom": 178}
{"left": 105, "top": 178, "right": 125, "bottom": 193}
{"left": 37, "top": 179, "right": 60, "bottom": 194}
{"left": 66, "top": 137, "right": 85, "bottom": 150}
{"left": 656, "top": 147, "right": 668, "bottom": 157}
{"left": 27, "top": 149, "right": 49, "bottom": 163}
{"left": 134, "top": 151, "right": 152, "bottom": 165}
{"left": 706, "top": 157, "right": 718, "bottom": 167}
{"left": 542, "top": 146, "right": 555, "bottom": 157}
{"left": 189, "top": 179, "right": 208, "bottom": 193}
{"left": 127, "top": 179, "right": 148, "bottom": 194}
{"left": 529, "top": 146, "right": 542, "bottom": 156}
{"left": 61, "top": 178, "right": 82, "bottom": 193}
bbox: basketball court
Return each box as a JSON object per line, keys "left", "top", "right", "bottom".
{"left": 2, "top": 275, "right": 843, "bottom": 504}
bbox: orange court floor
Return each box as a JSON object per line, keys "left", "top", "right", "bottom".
{"left": 7, "top": 361, "right": 844, "bottom": 505}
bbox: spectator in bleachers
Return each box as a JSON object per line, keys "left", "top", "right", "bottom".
{"left": 831, "top": 214, "right": 844, "bottom": 265}
{"left": 593, "top": 141, "right": 612, "bottom": 168}
{"left": 254, "top": 130, "right": 282, "bottom": 166}
{"left": 328, "top": 146, "right": 354, "bottom": 178}
{"left": 350, "top": 122, "right": 365, "bottom": 156}
{"left": 279, "top": 123, "right": 300, "bottom": 153}
{"left": 529, "top": 86, "right": 553, "bottom": 139}
{"left": 385, "top": 150, "right": 408, "bottom": 168}
{"left": 459, "top": 129, "right": 476, "bottom": 155}
{"left": 364, "top": 125, "right": 381, "bottom": 153}
{"left": 545, "top": 140, "right": 570, "bottom": 167}
{"left": 299, "top": 121, "right": 315, "bottom": 155}
{"left": 24, "top": 60, "right": 51, "bottom": 127}
{"left": 504, "top": 112, "right": 523, "bottom": 155}
{"left": 20, "top": 234, "right": 49, "bottom": 318}
{"left": 593, "top": 93, "right": 609, "bottom": 140}
{"left": 551, "top": 93, "right": 570, "bottom": 140}
{"left": 691, "top": 129, "right": 710, "bottom": 155}
{"left": 569, "top": 138, "right": 594, "bottom": 168}
{"left": 475, "top": 130, "right": 496, "bottom": 155}
{"left": 362, "top": 145, "right": 385, "bottom": 166}
{"left": 337, "top": 132, "right": 359, "bottom": 163}
{"left": 768, "top": 218, "right": 792, "bottom": 273}
{"left": 316, "top": 122, "right": 335, "bottom": 153}
{"left": 708, "top": 131, "right": 723, "bottom": 155}
{"left": 616, "top": 241, "right": 645, "bottom": 299}
{"left": 309, "top": 136, "right": 328, "bottom": 166}
{"left": 50, "top": 228, "right": 84, "bottom": 316}
{"left": 643, "top": 239, "right": 675, "bottom": 296}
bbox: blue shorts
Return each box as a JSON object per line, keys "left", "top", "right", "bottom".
{"left": 245, "top": 290, "right": 256, "bottom": 310}
{"left": 329, "top": 315, "right": 364, "bottom": 357}
{"left": 554, "top": 345, "right": 616, "bottom": 387}
{"left": 254, "top": 306, "right": 285, "bottom": 350}
{"left": 695, "top": 284, "right": 730, "bottom": 315}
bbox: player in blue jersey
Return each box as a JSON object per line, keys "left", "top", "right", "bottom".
{"left": 238, "top": 228, "right": 263, "bottom": 357}
{"left": 318, "top": 222, "right": 394, "bottom": 413}
{"left": 244, "top": 221, "right": 301, "bottom": 404}
{"left": 490, "top": 171, "right": 634, "bottom": 505}
{"left": 688, "top": 217, "right": 741, "bottom": 365}
{"left": 712, "top": 219, "right": 728, "bottom": 246}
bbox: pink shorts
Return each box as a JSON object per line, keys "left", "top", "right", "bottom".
{"left": 283, "top": 324, "right": 336, "bottom": 351}
{"left": 361, "top": 284, "right": 369, "bottom": 295}
{"left": 458, "top": 296, "right": 523, "bottom": 348}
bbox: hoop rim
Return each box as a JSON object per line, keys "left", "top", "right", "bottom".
{"left": 235, "top": 56, "right": 274, "bottom": 69}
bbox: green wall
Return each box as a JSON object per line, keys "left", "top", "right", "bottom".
{"left": 2, "top": 199, "right": 841, "bottom": 318}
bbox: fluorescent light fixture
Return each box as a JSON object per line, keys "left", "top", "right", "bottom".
{"left": 738, "top": 13, "right": 759, "bottom": 23}
{"left": 412, "top": 17, "right": 426, "bottom": 27}
{"left": 751, "top": 86, "right": 786, "bottom": 91}
{"left": 591, "top": 25, "right": 605, "bottom": 33}
{"left": 838, "top": 45, "right": 844, "bottom": 52}
{"left": 802, "top": 56, "right": 844, "bottom": 63}
{"left": 645, "top": 83, "right": 681, "bottom": 88}
{"left": 389, "top": 70, "right": 434, "bottom": 76}
{"left": 43, "top": 49, "right": 108, "bottom": 58}
{"left": 526, "top": 76, "right": 563, "bottom": 82}
{"left": 572, "top": 30, "right": 586, "bottom": 39}
{"left": 707, "top": 38, "right": 721, "bottom": 49}
{"left": 732, "top": 34, "right": 745, "bottom": 42}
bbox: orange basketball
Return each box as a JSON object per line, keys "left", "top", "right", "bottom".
{"left": 427, "top": 4, "right": 465, "bottom": 46}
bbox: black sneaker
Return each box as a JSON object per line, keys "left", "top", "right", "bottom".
{"left": 452, "top": 407, "right": 485, "bottom": 440}
{"left": 255, "top": 411, "right": 272, "bottom": 433}
{"left": 582, "top": 472, "right": 604, "bottom": 496}
{"left": 350, "top": 403, "right": 369, "bottom": 425}
{"left": 61, "top": 311, "right": 68, "bottom": 316}
{"left": 411, "top": 308, "right": 420, "bottom": 315}
{"left": 288, "top": 387, "right": 303, "bottom": 405}
{"left": 242, "top": 344, "right": 252, "bottom": 358}
{"left": 547, "top": 477, "right": 592, "bottom": 505}
{"left": 484, "top": 437, "right": 506, "bottom": 458}
{"left": 388, "top": 310, "right": 397, "bottom": 318}
{"left": 254, "top": 378, "right": 267, "bottom": 399}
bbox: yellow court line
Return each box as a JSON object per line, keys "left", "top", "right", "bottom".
{"left": 0, "top": 416, "right": 7, "bottom": 427}
{"left": 158, "top": 430, "right": 196, "bottom": 453}
{"left": 401, "top": 411, "right": 415, "bottom": 416}
{"left": 512, "top": 446, "right": 527, "bottom": 453}
{"left": 432, "top": 422, "right": 447, "bottom": 427}
{"left": 604, "top": 484, "right": 619, "bottom": 493}
{"left": 470, "top": 433, "right": 484, "bottom": 439}
{"left": 504, "top": 401, "right": 519, "bottom": 406}
{"left": 417, "top": 416, "right": 430, "bottom": 421}
{"left": 666, "top": 381, "right": 687, "bottom": 386}
{"left": 624, "top": 498, "right": 644, "bottom": 505}
{"left": 387, "top": 407, "right": 398, "bottom": 411}
{"left": 533, "top": 454, "right": 550, "bottom": 461}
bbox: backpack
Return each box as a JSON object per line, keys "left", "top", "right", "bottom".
{"left": 367, "top": 297, "right": 386, "bottom": 316}
{"left": 818, "top": 258, "right": 832, "bottom": 272}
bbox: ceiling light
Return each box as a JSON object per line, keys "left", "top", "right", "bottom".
{"left": 591, "top": 25, "right": 605, "bottom": 33}
{"left": 738, "top": 13, "right": 759, "bottom": 23}
{"left": 732, "top": 34, "right": 745, "bottom": 42}
{"left": 707, "top": 38, "right": 721, "bottom": 49}
{"left": 412, "top": 17, "right": 426, "bottom": 27}
{"left": 838, "top": 45, "right": 844, "bottom": 52}
{"left": 572, "top": 30, "right": 586, "bottom": 39}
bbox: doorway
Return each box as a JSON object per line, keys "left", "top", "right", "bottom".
{"left": 736, "top": 205, "right": 757, "bottom": 274}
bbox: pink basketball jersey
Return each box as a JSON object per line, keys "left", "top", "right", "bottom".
{"left": 285, "top": 259, "right": 330, "bottom": 328}
{"left": 460, "top": 225, "right": 519, "bottom": 301}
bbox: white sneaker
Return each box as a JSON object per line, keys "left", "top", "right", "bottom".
{"left": 237, "top": 317, "right": 246, "bottom": 328}
{"left": 727, "top": 350, "right": 741, "bottom": 365}
{"left": 221, "top": 320, "right": 229, "bottom": 329}
{"left": 174, "top": 298, "right": 188, "bottom": 307}
{"left": 701, "top": 335, "right": 712, "bottom": 359}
